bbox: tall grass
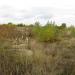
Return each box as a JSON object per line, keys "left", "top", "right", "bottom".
{"left": 0, "top": 39, "right": 75, "bottom": 75}
{"left": 0, "top": 23, "right": 75, "bottom": 75}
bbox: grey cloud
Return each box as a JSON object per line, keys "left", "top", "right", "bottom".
{"left": 0, "top": 6, "right": 54, "bottom": 21}
{"left": 0, "top": 6, "right": 17, "bottom": 19}
{"left": 31, "top": 7, "right": 53, "bottom": 19}
{"left": 0, "top": 6, "right": 75, "bottom": 25}
{"left": 16, "top": 7, "right": 54, "bottom": 22}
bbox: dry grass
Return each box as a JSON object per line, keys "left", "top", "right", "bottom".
{"left": 0, "top": 25, "right": 75, "bottom": 75}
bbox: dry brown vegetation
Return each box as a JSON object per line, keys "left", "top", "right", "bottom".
{"left": 0, "top": 22, "right": 75, "bottom": 75}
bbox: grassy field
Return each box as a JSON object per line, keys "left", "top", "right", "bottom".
{"left": 0, "top": 22, "right": 75, "bottom": 75}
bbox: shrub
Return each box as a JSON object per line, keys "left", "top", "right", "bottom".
{"left": 0, "top": 25, "right": 17, "bottom": 39}
{"left": 68, "top": 26, "right": 75, "bottom": 37}
{"left": 33, "top": 24, "right": 58, "bottom": 42}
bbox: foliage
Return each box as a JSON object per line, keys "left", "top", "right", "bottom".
{"left": 33, "top": 23, "right": 59, "bottom": 42}
{"left": 68, "top": 26, "right": 75, "bottom": 37}
{"left": 61, "top": 23, "right": 66, "bottom": 28}
{"left": 0, "top": 25, "right": 16, "bottom": 39}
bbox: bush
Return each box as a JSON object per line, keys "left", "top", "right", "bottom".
{"left": 68, "top": 26, "right": 75, "bottom": 37}
{"left": 33, "top": 24, "right": 58, "bottom": 42}
{"left": 0, "top": 25, "right": 17, "bottom": 39}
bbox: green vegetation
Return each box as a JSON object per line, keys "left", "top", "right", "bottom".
{"left": 33, "top": 22, "right": 58, "bottom": 42}
{"left": 0, "top": 22, "right": 75, "bottom": 75}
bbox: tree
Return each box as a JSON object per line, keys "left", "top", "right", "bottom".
{"left": 34, "top": 21, "right": 40, "bottom": 27}
{"left": 61, "top": 23, "right": 66, "bottom": 28}
{"left": 17, "top": 23, "right": 24, "bottom": 27}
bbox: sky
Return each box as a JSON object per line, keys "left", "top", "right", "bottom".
{"left": 0, "top": 0, "right": 75, "bottom": 25}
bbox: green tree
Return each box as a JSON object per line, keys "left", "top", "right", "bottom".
{"left": 60, "top": 23, "right": 66, "bottom": 29}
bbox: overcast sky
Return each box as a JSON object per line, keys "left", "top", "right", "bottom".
{"left": 0, "top": 0, "right": 75, "bottom": 25}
